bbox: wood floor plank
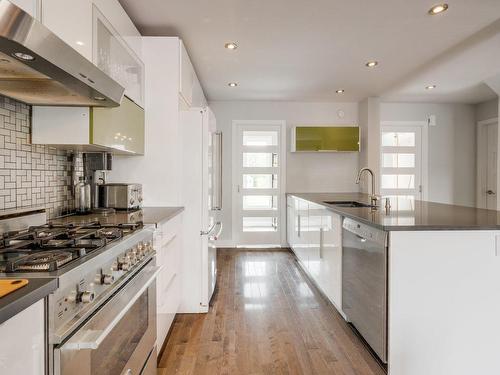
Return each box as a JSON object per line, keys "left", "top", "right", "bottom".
{"left": 158, "top": 249, "right": 385, "bottom": 375}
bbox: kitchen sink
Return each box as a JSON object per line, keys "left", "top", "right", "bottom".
{"left": 323, "top": 200, "right": 375, "bottom": 208}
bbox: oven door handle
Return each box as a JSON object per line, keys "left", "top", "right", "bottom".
{"left": 64, "top": 265, "right": 161, "bottom": 350}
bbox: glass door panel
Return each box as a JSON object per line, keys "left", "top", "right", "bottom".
{"left": 234, "top": 123, "right": 283, "bottom": 245}
{"left": 380, "top": 125, "right": 423, "bottom": 211}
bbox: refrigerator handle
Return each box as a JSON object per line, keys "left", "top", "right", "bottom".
{"left": 209, "top": 222, "right": 223, "bottom": 241}
{"left": 213, "top": 132, "right": 223, "bottom": 211}
{"left": 200, "top": 222, "right": 217, "bottom": 236}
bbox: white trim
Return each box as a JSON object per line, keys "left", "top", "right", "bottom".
{"left": 476, "top": 117, "right": 498, "bottom": 208}
{"left": 381, "top": 120, "right": 427, "bottom": 127}
{"left": 380, "top": 121, "right": 429, "bottom": 201}
{"left": 477, "top": 117, "right": 498, "bottom": 126}
{"left": 231, "top": 120, "right": 287, "bottom": 247}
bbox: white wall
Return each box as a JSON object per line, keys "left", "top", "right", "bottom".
{"left": 380, "top": 102, "right": 476, "bottom": 207}
{"left": 109, "top": 37, "right": 182, "bottom": 206}
{"left": 358, "top": 97, "right": 381, "bottom": 194}
{"left": 210, "top": 100, "right": 359, "bottom": 244}
{"left": 475, "top": 97, "right": 498, "bottom": 122}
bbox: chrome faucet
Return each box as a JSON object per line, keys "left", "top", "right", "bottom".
{"left": 356, "top": 167, "right": 380, "bottom": 207}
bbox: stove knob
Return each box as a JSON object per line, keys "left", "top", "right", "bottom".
{"left": 102, "top": 274, "right": 114, "bottom": 285}
{"left": 121, "top": 262, "right": 131, "bottom": 271}
{"left": 67, "top": 291, "right": 77, "bottom": 303}
{"left": 80, "top": 291, "right": 95, "bottom": 303}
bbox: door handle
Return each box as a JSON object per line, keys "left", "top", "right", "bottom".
{"left": 487, "top": 190, "right": 496, "bottom": 195}
{"left": 355, "top": 234, "right": 367, "bottom": 243}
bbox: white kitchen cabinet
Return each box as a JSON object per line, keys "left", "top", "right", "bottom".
{"left": 286, "top": 195, "right": 343, "bottom": 310}
{"left": 9, "top": 0, "right": 39, "bottom": 18}
{"left": 41, "top": 0, "right": 93, "bottom": 60}
{"left": 39, "top": 0, "right": 144, "bottom": 105}
{"left": 93, "top": 4, "right": 144, "bottom": 107}
{"left": 307, "top": 202, "right": 323, "bottom": 279}
{"left": 0, "top": 300, "right": 45, "bottom": 375}
{"left": 286, "top": 196, "right": 296, "bottom": 249}
{"left": 91, "top": 0, "right": 142, "bottom": 57}
{"left": 317, "top": 208, "right": 342, "bottom": 309}
{"left": 154, "top": 213, "right": 182, "bottom": 350}
{"left": 179, "top": 40, "right": 207, "bottom": 109}
{"left": 179, "top": 41, "right": 194, "bottom": 108}
{"left": 32, "top": 97, "right": 145, "bottom": 155}
{"left": 294, "top": 198, "right": 309, "bottom": 267}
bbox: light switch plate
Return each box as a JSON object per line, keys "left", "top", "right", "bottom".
{"left": 427, "top": 115, "right": 436, "bottom": 126}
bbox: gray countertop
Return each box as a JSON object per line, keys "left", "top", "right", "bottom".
{"left": 0, "top": 277, "right": 57, "bottom": 325}
{"left": 51, "top": 206, "right": 184, "bottom": 227}
{"left": 289, "top": 192, "right": 500, "bottom": 231}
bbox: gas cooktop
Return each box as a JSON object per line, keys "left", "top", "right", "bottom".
{"left": 0, "top": 221, "right": 143, "bottom": 273}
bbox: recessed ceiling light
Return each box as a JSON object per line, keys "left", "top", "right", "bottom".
{"left": 76, "top": 41, "right": 85, "bottom": 46}
{"left": 94, "top": 96, "right": 106, "bottom": 101}
{"left": 428, "top": 4, "right": 448, "bottom": 15}
{"left": 425, "top": 85, "right": 437, "bottom": 90}
{"left": 335, "top": 89, "right": 345, "bottom": 94}
{"left": 228, "top": 82, "right": 238, "bottom": 87}
{"left": 224, "top": 42, "right": 238, "bottom": 50}
{"left": 13, "top": 52, "right": 34, "bottom": 61}
{"left": 365, "top": 61, "right": 378, "bottom": 68}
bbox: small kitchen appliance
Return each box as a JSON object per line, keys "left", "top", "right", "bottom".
{"left": 98, "top": 183, "right": 143, "bottom": 210}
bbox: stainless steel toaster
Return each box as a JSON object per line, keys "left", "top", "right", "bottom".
{"left": 98, "top": 183, "right": 143, "bottom": 210}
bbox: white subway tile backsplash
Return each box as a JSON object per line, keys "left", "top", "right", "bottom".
{"left": 0, "top": 96, "right": 83, "bottom": 217}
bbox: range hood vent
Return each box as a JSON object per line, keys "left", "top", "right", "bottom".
{"left": 0, "top": 0, "right": 124, "bottom": 107}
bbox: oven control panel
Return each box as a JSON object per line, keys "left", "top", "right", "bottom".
{"left": 50, "top": 232, "right": 155, "bottom": 341}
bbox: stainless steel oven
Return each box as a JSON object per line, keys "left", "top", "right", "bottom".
{"left": 54, "top": 263, "right": 160, "bottom": 375}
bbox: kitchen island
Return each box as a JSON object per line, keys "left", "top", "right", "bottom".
{"left": 287, "top": 193, "right": 500, "bottom": 375}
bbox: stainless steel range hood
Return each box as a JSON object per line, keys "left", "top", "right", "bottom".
{"left": 0, "top": 0, "right": 124, "bottom": 107}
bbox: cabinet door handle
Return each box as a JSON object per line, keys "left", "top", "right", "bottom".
{"left": 319, "top": 228, "right": 324, "bottom": 259}
{"left": 297, "top": 214, "right": 301, "bottom": 237}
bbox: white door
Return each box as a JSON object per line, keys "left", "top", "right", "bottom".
{"left": 477, "top": 121, "right": 498, "bottom": 209}
{"left": 380, "top": 125, "right": 424, "bottom": 210}
{"left": 233, "top": 122, "right": 284, "bottom": 246}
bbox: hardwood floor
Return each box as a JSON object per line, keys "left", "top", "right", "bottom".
{"left": 158, "top": 249, "right": 385, "bottom": 375}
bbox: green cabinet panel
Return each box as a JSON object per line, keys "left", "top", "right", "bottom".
{"left": 91, "top": 97, "right": 145, "bottom": 155}
{"left": 294, "top": 126, "right": 359, "bottom": 152}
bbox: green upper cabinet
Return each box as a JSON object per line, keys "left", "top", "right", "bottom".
{"left": 292, "top": 126, "right": 360, "bottom": 152}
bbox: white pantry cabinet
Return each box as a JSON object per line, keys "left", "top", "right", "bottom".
{"left": 41, "top": 0, "right": 93, "bottom": 60}
{"left": 154, "top": 213, "right": 183, "bottom": 350}
{"left": 179, "top": 40, "right": 206, "bottom": 109}
{"left": 0, "top": 300, "right": 45, "bottom": 375}
{"left": 287, "top": 195, "right": 343, "bottom": 309}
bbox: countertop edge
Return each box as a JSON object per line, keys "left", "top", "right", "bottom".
{"left": 0, "top": 278, "right": 57, "bottom": 325}
{"left": 145, "top": 206, "right": 184, "bottom": 227}
{"left": 287, "top": 193, "right": 500, "bottom": 231}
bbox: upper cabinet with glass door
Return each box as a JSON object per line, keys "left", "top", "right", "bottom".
{"left": 93, "top": 4, "right": 144, "bottom": 108}
{"left": 39, "top": 0, "right": 144, "bottom": 107}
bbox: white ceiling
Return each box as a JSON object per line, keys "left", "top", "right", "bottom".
{"left": 119, "top": 0, "right": 500, "bottom": 103}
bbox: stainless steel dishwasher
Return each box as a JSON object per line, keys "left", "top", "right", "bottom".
{"left": 342, "top": 217, "right": 388, "bottom": 363}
